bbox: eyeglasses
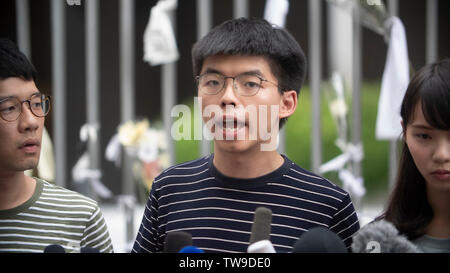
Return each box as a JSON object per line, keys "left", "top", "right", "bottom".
{"left": 195, "top": 72, "right": 282, "bottom": 97}
{"left": 0, "top": 93, "right": 51, "bottom": 122}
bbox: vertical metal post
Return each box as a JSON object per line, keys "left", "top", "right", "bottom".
{"left": 309, "top": 0, "right": 322, "bottom": 173}
{"left": 426, "top": 0, "right": 438, "bottom": 64}
{"left": 162, "top": 9, "right": 177, "bottom": 166}
{"left": 15, "top": 0, "right": 31, "bottom": 58}
{"left": 197, "top": 0, "right": 212, "bottom": 157}
{"left": 119, "top": 0, "right": 135, "bottom": 243}
{"left": 51, "top": 0, "right": 67, "bottom": 188}
{"left": 388, "top": 0, "right": 398, "bottom": 19}
{"left": 233, "top": 0, "right": 248, "bottom": 19}
{"left": 86, "top": 0, "right": 100, "bottom": 198}
{"left": 388, "top": 0, "right": 399, "bottom": 190}
{"left": 351, "top": 3, "right": 362, "bottom": 179}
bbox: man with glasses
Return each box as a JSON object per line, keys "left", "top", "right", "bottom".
{"left": 0, "top": 39, "right": 113, "bottom": 253}
{"left": 133, "top": 18, "right": 360, "bottom": 253}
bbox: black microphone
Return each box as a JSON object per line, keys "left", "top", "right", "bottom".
{"left": 249, "top": 207, "right": 272, "bottom": 245}
{"left": 292, "top": 227, "right": 348, "bottom": 253}
{"left": 351, "top": 219, "right": 417, "bottom": 253}
{"left": 80, "top": 247, "right": 100, "bottom": 253}
{"left": 44, "top": 244, "right": 66, "bottom": 253}
{"left": 163, "top": 231, "right": 193, "bottom": 253}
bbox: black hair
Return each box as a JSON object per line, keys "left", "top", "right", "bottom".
{"left": 191, "top": 17, "right": 307, "bottom": 128}
{"left": 0, "top": 38, "right": 37, "bottom": 82}
{"left": 378, "top": 58, "right": 450, "bottom": 240}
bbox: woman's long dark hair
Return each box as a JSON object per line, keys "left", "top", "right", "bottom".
{"left": 378, "top": 58, "right": 450, "bottom": 240}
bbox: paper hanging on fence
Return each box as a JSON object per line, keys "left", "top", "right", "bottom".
{"left": 143, "top": 0, "right": 179, "bottom": 66}
{"left": 264, "top": 0, "right": 289, "bottom": 28}
{"left": 375, "top": 17, "right": 409, "bottom": 140}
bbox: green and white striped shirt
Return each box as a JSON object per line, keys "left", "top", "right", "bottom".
{"left": 0, "top": 178, "right": 114, "bottom": 253}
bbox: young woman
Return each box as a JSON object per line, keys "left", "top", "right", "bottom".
{"left": 379, "top": 58, "right": 450, "bottom": 253}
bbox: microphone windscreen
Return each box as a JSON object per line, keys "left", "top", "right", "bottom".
{"left": 163, "top": 231, "right": 193, "bottom": 253}
{"left": 247, "top": 239, "right": 276, "bottom": 253}
{"left": 179, "top": 246, "right": 205, "bottom": 253}
{"left": 351, "top": 220, "right": 418, "bottom": 253}
{"left": 292, "top": 227, "right": 348, "bottom": 253}
{"left": 80, "top": 247, "right": 100, "bottom": 253}
{"left": 44, "top": 244, "right": 66, "bottom": 253}
{"left": 249, "top": 207, "right": 272, "bottom": 244}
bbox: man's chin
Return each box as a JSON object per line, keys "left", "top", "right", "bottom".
{"left": 214, "top": 139, "right": 259, "bottom": 153}
{"left": 17, "top": 160, "right": 39, "bottom": 172}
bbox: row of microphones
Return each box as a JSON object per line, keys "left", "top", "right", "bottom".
{"left": 44, "top": 244, "right": 100, "bottom": 253}
{"left": 161, "top": 207, "right": 418, "bottom": 254}
{"left": 247, "top": 207, "right": 347, "bottom": 253}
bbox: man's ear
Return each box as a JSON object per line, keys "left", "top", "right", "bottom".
{"left": 279, "top": 90, "right": 297, "bottom": 119}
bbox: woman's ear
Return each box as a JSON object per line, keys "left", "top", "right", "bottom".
{"left": 279, "top": 90, "right": 297, "bottom": 119}
{"left": 401, "top": 120, "right": 406, "bottom": 139}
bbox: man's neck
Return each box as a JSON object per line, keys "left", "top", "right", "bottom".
{"left": 213, "top": 148, "right": 284, "bottom": 179}
{"left": 0, "top": 172, "right": 36, "bottom": 210}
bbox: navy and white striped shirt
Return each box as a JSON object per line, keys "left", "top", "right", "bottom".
{"left": 132, "top": 154, "right": 360, "bottom": 253}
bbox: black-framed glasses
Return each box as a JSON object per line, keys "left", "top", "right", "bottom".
{"left": 195, "top": 72, "right": 281, "bottom": 97}
{"left": 0, "top": 93, "right": 51, "bottom": 122}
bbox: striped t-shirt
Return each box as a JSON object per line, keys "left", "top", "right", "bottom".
{"left": 132, "top": 154, "right": 360, "bottom": 253}
{"left": 0, "top": 178, "right": 114, "bottom": 253}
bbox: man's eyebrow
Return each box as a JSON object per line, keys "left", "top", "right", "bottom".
{"left": 202, "top": 68, "right": 222, "bottom": 75}
{"left": 202, "top": 68, "right": 265, "bottom": 77}
{"left": 240, "top": 70, "right": 265, "bottom": 78}
{"left": 0, "top": 91, "right": 41, "bottom": 101}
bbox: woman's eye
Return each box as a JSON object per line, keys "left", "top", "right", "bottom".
{"left": 416, "top": 133, "right": 431, "bottom": 140}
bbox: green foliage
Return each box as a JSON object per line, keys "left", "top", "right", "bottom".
{"left": 286, "top": 82, "right": 389, "bottom": 195}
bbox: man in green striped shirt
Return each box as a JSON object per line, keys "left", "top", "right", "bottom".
{"left": 0, "top": 39, "right": 113, "bottom": 253}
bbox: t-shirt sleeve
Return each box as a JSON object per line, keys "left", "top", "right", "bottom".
{"left": 329, "top": 193, "right": 360, "bottom": 250}
{"left": 81, "top": 206, "right": 114, "bottom": 253}
{"left": 132, "top": 187, "right": 162, "bottom": 253}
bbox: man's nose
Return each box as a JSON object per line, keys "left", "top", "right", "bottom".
{"left": 219, "top": 78, "right": 238, "bottom": 107}
{"left": 18, "top": 102, "right": 40, "bottom": 132}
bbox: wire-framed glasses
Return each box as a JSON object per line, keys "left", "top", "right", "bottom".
{"left": 195, "top": 72, "right": 281, "bottom": 97}
{"left": 0, "top": 93, "right": 51, "bottom": 122}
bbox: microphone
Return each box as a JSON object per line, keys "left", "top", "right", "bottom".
{"left": 351, "top": 220, "right": 417, "bottom": 253}
{"left": 80, "top": 247, "right": 100, "bottom": 253}
{"left": 163, "top": 231, "right": 193, "bottom": 253}
{"left": 292, "top": 227, "right": 348, "bottom": 253}
{"left": 44, "top": 244, "right": 66, "bottom": 253}
{"left": 249, "top": 207, "right": 272, "bottom": 244}
{"left": 179, "top": 246, "right": 205, "bottom": 253}
{"left": 247, "top": 207, "right": 275, "bottom": 253}
{"left": 247, "top": 239, "right": 276, "bottom": 253}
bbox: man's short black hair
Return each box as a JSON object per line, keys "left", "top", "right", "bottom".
{"left": 192, "top": 17, "right": 307, "bottom": 128}
{"left": 0, "top": 38, "right": 37, "bottom": 81}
